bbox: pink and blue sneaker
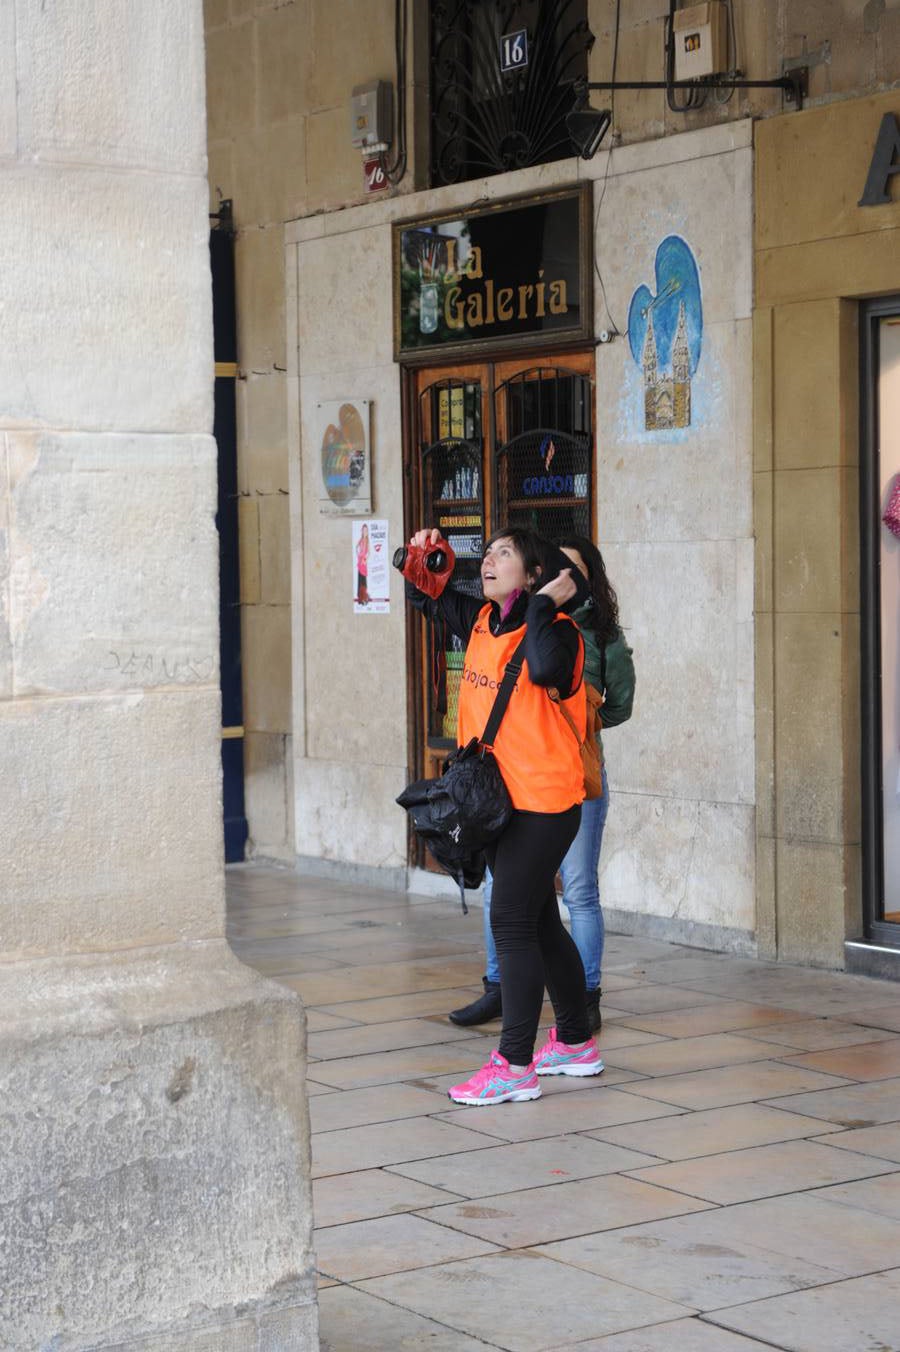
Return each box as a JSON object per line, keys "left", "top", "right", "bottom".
{"left": 534, "top": 1027, "right": 604, "bottom": 1077}
{"left": 448, "top": 1050, "right": 542, "bottom": 1106}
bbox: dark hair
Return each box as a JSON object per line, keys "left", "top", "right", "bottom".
{"left": 558, "top": 535, "right": 620, "bottom": 643}
{"left": 483, "top": 527, "right": 546, "bottom": 593}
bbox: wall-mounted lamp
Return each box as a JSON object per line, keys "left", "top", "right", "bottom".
{"left": 566, "top": 93, "right": 612, "bottom": 160}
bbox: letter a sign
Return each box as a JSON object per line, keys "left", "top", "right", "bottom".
{"left": 859, "top": 113, "right": 900, "bottom": 206}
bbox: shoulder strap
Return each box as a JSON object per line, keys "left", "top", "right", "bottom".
{"left": 600, "top": 639, "right": 607, "bottom": 694}
{"left": 548, "top": 689, "right": 586, "bottom": 751}
{"left": 480, "top": 636, "right": 528, "bottom": 749}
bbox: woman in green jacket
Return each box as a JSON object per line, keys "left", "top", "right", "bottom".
{"left": 450, "top": 535, "right": 635, "bottom": 1033}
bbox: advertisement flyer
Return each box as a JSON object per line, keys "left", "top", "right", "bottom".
{"left": 352, "top": 519, "right": 390, "bottom": 615}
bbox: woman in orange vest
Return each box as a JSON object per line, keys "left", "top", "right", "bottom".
{"left": 406, "top": 525, "right": 604, "bottom": 1104}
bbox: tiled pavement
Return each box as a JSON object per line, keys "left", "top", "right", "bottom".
{"left": 227, "top": 864, "right": 900, "bottom": 1352}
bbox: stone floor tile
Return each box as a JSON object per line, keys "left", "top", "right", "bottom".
{"left": 290, "top": 956, "right": 484, "bottom": 1005}
{"left": 307, "top": 1016, "right": 475, "bottom": 1061}
{"left": 430, "top": 1086, "right": 684, "bottom": 1144}
{"left": 414, "top": 1173, "right": 713, "bottom": 1248}
{"left": 761, "top": 1075, "right": 900, "bottom": 1125}
{"left": 779, "top": 1037, "right": 900, "bottom": 1081}
{"left": 309, "top": 1082, "right": 447, "bottom": 1134}
{"left": 814, "top": 1169, "right": 900, "bottom": 1220}
{"left": 638, "top": 1190, "right": 900, "bottom": 1276}
{"left": 315, "top": 987, "right": 491, "bottom": 1023}
{"left": 237, "top": 951, "right": 347, "bottom": 976}
{"left": 604, "top": 1032, "right": 795, "bottom": 1077}
{"left": 707, "top": 1267, "right": 900, "bottom": 1351}
{"left": 735, "top": 1017, "right": 900, "bottom": 1051}
{"left": 592, "top": 972, "right": 652, "bottom": 992}
{"left": 590, "top": 1023, "right": 670, "bottom": 1050}
{"left": 617, "top": 956, "right": 737, "bottom": 983}
{"left": 311, "top": 1115, "right": 498, "bottom": 1178}
{"left": 305, "top": 1038, "right": 498, "bottom": 1090}
{"left": 815, "top": 1122, "right": 900, "bottom": 1162}
{"left": 313, "top": 1167, "right": 463, "bottom": 1227}
{"left": 360, "top": 1252, "right": 692, "bottom": 1350}
{"left": 588, "top": 1102, "right": 835, "bottom": 1161}
{"left": 304, "top": 1078, "right": 338, "bottom": 1096}
{"left": 304, "top": 1009, "right": 360, "bottom": 1032}
{"left": 314, "top": 1213, "right": 500, "bottom": 1282}
{"left": 389, "top": 1133, "right": 659, "bottom": 1199}
{"left": 597, "top": 985, "right": 728, "bottom": 1015}
{"left": 616, "top": 1002, "right": 802, "bottom": 1040}
{"left": 616, "top": 1061, "right": 851, "bottom": 1110}
{"left": 625, "top": 1138, "right": 896, "bottom": 1205}
{"left": 317, "top": 1285, "right": 500, "bottom": 1351}
{"left": 552, "top": 1318, "right": 778, "bottom": 1350}
{"left": 306, "top": 938, "right": 481, "bottom": 968}
{"left": 837, "top": 1002, "right": 900, "bottom": 1032}
{"left": 537, "top": 1208, "right": 841, "bottom": 1311}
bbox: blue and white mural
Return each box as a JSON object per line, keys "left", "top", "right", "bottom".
{"left": 627, "top": 236, "right": 702, "bottom": 431}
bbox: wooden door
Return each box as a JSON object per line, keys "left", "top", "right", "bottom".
{"left": 403, "top": 349, "right": 596, "bottom": 862}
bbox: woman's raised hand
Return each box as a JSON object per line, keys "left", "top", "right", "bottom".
{"left": 410, "top": 527, "right": 441, "bottom": 550}
{"left": 536, "top": 568, "right": 577, "bottom": 608}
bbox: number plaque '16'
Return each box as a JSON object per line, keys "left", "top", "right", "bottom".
{"left": 500, "top": 29, "right": 528, "bottom": 74}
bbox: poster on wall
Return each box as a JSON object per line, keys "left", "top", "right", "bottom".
{"left": 317, "top": 399, "right": 372, "bottom": 514}
{"left": 352, "top": 519, "right": 390, "bottom": 615}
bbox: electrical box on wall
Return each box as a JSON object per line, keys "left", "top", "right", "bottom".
{"left": 673, "top": 2, "right": 728, "bottom": 81}
{"left": 350, "top": 80, "right": 393, "bottom": 151}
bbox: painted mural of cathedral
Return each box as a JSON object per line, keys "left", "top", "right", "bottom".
{"left": 642, "top": 299, "right": 691, "bottom": 430}
{"left": 628, "top": 235, "right": 703, "bottom": 434}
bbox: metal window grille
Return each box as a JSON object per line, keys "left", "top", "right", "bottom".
{"left": 430, "top": 0, "right": 593, "bottom": 187}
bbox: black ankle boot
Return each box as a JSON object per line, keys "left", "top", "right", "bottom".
{"left": 585, "top": 987, "right": 602, "bottom": 1034}
{"left": 449, "top": 977, "right": 502, "bottom": 1026}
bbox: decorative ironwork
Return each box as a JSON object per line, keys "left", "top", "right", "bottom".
{"left": 495, "top": 366, "right": 592, "bottom": 541}
{"left": 430, "top": 0, "right": 593, "bottom": 187}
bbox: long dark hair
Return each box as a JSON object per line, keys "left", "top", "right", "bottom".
{"left": 482, "top": 526, "right": 546, "bottom": 593}
{"left": 558, "top": 535, "right": 620, "bottom": 643}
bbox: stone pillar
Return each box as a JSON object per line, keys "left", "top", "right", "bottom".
{"left": 0, "top": 3, "right": 317, "bottom": 1347}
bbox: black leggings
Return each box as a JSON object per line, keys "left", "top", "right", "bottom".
{"left": 486, "top": 805, "right": 589, "bottom": 1066}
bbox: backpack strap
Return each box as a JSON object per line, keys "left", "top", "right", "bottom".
{"left": 480, "top": 636, "right": 528, "bottom": 750}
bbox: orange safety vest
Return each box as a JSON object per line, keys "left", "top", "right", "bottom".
{"left": 457, "top": 603, "right": 587, "bottom": 813}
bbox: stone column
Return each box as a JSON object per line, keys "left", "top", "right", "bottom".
{"left": 0, "top": 3, "right": 317, "bottom": 1347}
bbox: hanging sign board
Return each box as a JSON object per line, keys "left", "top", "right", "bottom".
{"left": 393, "top": 184, "right": 593, "bottom": 364}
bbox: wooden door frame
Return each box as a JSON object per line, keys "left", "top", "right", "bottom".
{"left": 400, "top": 347, "right": 597, "bottom": 867}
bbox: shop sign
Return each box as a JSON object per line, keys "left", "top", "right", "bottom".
{"left": 859, "top": 112, "right": 900, "bottom": 207}
{"left": 393, "top": 185, "right": 592, "bottom": 363}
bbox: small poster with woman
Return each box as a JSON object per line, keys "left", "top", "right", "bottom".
{"left": 352, "top": 519, "right": 390, "bottom": 614}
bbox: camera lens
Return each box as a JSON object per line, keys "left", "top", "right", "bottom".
{"left": 391, "top": 546, "right": 408, "bottom": 571}
{"left": 425, "top": 549, "right": 447, "bottom": 572}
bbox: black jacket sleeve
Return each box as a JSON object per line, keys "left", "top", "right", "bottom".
{"left": 525, "top": 594, "right": 583, "bottom": 697}
{"left": 405, "top": 580, "right": 484, "bottom": 643}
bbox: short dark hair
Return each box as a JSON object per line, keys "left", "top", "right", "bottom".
{"left": 483, "top": 526, "right": 546, "bottom": 592}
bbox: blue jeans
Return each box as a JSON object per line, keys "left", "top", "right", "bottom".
{"left": 483, "top": 769, "right": 609, "bottom": 990}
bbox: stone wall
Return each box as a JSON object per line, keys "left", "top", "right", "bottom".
{"left": 287, "top": 119, "right": 756, "bottom": 948}
{"left": 754, "top": 89, "right": 900, "bottom": 967}
{"left": 1, "top": 1, "right": 316, "bottom": 1344}
{"left": 204, "top": 0, "right": 900, "bottom": 867}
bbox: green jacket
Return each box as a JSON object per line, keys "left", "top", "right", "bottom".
{"left": 571, "top": 603, "right": 635, "bottom": 766}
